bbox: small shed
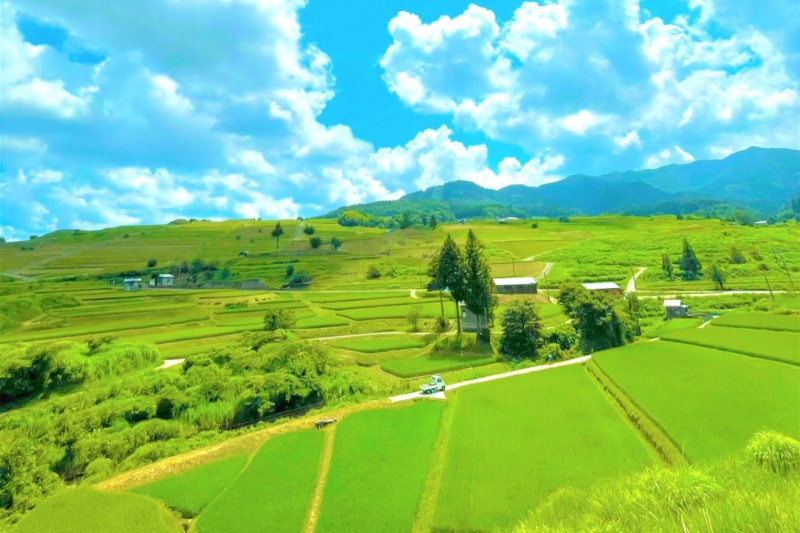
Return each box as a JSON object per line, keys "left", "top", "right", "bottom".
{"left": 664, "top": 299, "right": 689, "bottom": 319}
{"left": 494, "top": 277, "right": 537, "bottom": 294}
{"left": 457, "top": 301, "right": 484, "bottom": 332}
{"left": 157, "top": 274, "right": 174, "bottom": 287}
{"left": 582, "top": 282, "right": 622, "bottom": 297}
{"left": 123, "top": 278, "right": 142, "bottom": 291}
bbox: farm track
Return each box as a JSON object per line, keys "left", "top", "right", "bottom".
{"left": 302, "top": 427, "right": 336, "bottom": 533}
{"left": 626, "top": 267, "right": 647, "bottom": 292}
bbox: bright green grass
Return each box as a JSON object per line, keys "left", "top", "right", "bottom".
{"left": 593, "top": 341, "right": 800, "bottom": 462}
{"left": 381, "top": 355, "right": 496, "bottom": 378}
{"left": 195, "top": 430, "right": 324, "bottom": 533}
{"left": 434, "top": 365, "right": 655, "bottom": 531}
{"left": 713, "top": 312, "right": 800, "bottom": 332}
{"left": 316, "top": 402, "right": 444, "bottom": 533}
{"left": 330, "top": 338, "right": 425, "bottom": 353}
{"left": 338, "top": 301, "right": 456, "bottom": 321}
{"left": 320, "top": 296, "right": 419, "bottom": 310}
{"left": 644, "top": 317, "right": 703, "bottom": 338}
{"left": 13, "top": 487, "right": 182, "bottom": 533}
{"left": 215, "top": 300, "right": 310, "bottom": 314}
{"left": 294, "top": 316, "right": 349, "bottom": 329}
{"left": 661, "top": 326, "right": 800, "bottom": 365}
{"left": 131, "top": 455, "right": 247, "bottom": 517}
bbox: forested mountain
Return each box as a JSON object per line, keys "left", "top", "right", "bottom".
{"left": 323, "top": 147, "right": 799, "bottom": 220}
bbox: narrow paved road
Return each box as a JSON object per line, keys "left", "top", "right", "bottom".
{"left": 538, "top": 262, "right": 554, "bottom": 278}
{"left": 626, "top": 267, "right": 647, "bottom": 293}
{"left": 388, "top": 355, "right": 592, "bottom": 403}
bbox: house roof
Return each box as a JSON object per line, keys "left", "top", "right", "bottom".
{"left": 663, "top": 299, "right": 682, "bottom": 307}
{"left": 582, "top": 282, "right": 621, "bottom": 290}
{"left": 493, "top": 277, "right": 537, "bottom": 286}
{"left": 158, "top": 274, "right": 174, "bottom": 278}
{"left": 123, "top": 278, "right": 142, "bottom": 282}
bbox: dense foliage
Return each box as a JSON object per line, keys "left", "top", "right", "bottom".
{"left": 500, "top": 300, "right": 542, "bottom": 359}
{"left": 558, "top": 284, "right": 635, "bottom": 353}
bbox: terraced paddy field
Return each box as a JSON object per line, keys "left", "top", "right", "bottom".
{"left": 195, "top": 431, "right": 325, "bottom": 533}
{"left": 13, "top": 488, "right": 183, "bottom": 533}
{"left": 131, "top": 454, "right": 248, "bottom": 517}
{"left": 330, "top": 338, "right": 426, "bottom": 353}
{"left": 381, "top": 355, "right": 497, "bottom": 378}
{"left": 316, "top": 402, "right": 444, "bottom": 533}
{"left": 593, "top": 342, "right": 800, "bottom": 462}
{"left": 338, "top": 301, "right": 457, "bottom": 320}
{"left": 661, "top": 326, "right": 800, "bottom": 365}
{"left": 433, "top": 365, "right": 656, "bottom": 532}
{"left": 712, "top": 312, "right": 800, "bottom": 332}
{"left": 644, "top": 317, "right": 704, "bottom": 338}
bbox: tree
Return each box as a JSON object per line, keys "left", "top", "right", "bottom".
{"left": 271, "top": 222, "right": 284, "bottom": 250}
{"left": 147, "top": 259, "right": 157, "bottom": 268}
{"left": 729, "top": 247, "right": 746, "bottom": 264}
{"left": 531, "top": 222, "right": 539, "bottom": 229}
{"left": 290, "top": 271, "right": 312, "bottom": 284}
{"left": 731, "top": 209, "right": 756, "bottom": 226}
{"left": 220, "top": 266, "right": 231, "bottom": 280}
{"left": 399, "top": 211, "right": 413, "bottom": 229}
{"left": 661, "top": 253, "right": 674, "bottom": 280}
{"left": 309, "top": 236, "right": 322, "bottom": 249}
{"left": 0, "top": 237, "right": 5, "bottom": 243}
{"left": 676, "top": 213, "right": 684, "bottom": 220}
{"left": 366, "top": 265, "right": 381, "bottom": 279}
{"left": 429, "top": 234, "right": 467, "bottom": 334}
{"left": 406, "top": 304, "right": 423, "bottom": 332}
{"left": 568, "top": 291, "right": 635, "bottom": 353}
{"left": 679, "top": 238, "right": 702, "bottom": 280}
{"left": 286, "top": 265, "right": 295, "bottom": 277}
{"left": 429, "top": 215, "right": 438, "bottom": 229}
{"left": 264, "top": 308, "right": 296, "bottom": 332}
{"left": 330, "top": 237, "right": 342, "bottom": 250}
{"left": 558, "top": 282, "right": 587, "bottom": 316}
{"left": 711, "top": 264, "right": 727, "bottom": 291}
{"left": 500, "top": 300, "right": 542, "bottom": 359}
{"left": 463, "top": 229, "right": 497, "bottom": 342}
{"left": 303, "top": 225, "right": 315, "bottom": 242}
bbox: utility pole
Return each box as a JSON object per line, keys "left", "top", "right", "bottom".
{"left": 764, "top": 274, "right": 775, "bottom": 300}
{"left": 418, "top": 257, "right": 422, "bottom": 288}
{"left": 542, "top": 269, "right": 551, "bottom": 302}
{"left": 772, "top": 245, "right": 795, "bottom": 287}
{"left": 511, "top": 258, "right": 516, "bottom": 277}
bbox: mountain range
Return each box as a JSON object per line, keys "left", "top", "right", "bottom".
{"left": 324, "top": 147, "right": 799, "bottom": 219}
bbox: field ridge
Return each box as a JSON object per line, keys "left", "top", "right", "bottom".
{"left": 303, "top": 427, "right": 337, "bottom": 533}
{"left": 586, "top": 361, "right": 688, "bottom": 467}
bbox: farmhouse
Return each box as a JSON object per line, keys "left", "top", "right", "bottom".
{"left": 123, "top": 278, "right": 142, "bottom": 291}
{"left": 582, "top": 282, "right": 622, "bottom": 297}
{"left": 664, "top": 299, "right": 689, "bottom": 319}
{"left": 494, "top": 277, "right": 537, "bottom": 294}
{"left": 157, "top": 274, "right": 174, "bottom": 287}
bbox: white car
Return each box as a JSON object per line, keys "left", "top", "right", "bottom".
{"left": 420, "top": 375, "right": 446, "bottom": 394}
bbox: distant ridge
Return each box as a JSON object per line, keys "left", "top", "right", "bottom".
{"left": 323, "top": 147, "right": 799, "bottom": 219}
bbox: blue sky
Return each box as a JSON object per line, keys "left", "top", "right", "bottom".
{"left": 1, "top": 0, "right": 798, "bottom": 240}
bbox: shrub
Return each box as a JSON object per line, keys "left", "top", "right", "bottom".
{"left": 531, "top": 222, "right": 539, "bottom": 228}
{"left": 747, "top": 431, "right": 800, "bottom": 475}
{"left": 147, "top": 259, "right": 158, "bottom": 268}
{"left": 406, "top": 304, "right": 423, "bottom": 332}
{"left": 264, "top": 308, "right": 297, "bottom": 332}
{"left": 435, "top": 316, "right": 450, "bottom": 332}
{"left": 367, "top": 265, "right": 381, "bottom": 279}
{"left": 309, "top": 236, "right": 323, "bottom": 249}
{"left": 286, "top": 265, "right": 295, "bottom": 277}
{"left": 123, "top": 233, "right": 130, "bottom": 239}
{"left": 291, "top": 271, "right": 311, "bottom": 284}
{"left": 558, "top": 217, "right": 570, "bottom": 223}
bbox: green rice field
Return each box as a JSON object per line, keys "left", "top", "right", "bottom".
{"left": 131, "top": 455, "right": 247, "bottom": 517}
{"left": 295, "top": 316, "right": 350, "bottom": 329}
{"left": 337, "top": 301, "right": 457, "bottom": 320}
{"left": 330, "top": 338, "right": 426, "bottom": 353}
{"left": 381, "top": 355, "right": 496, "bottom": 378}
{"left": 316, "top": 402, "right": 444, "bottom": 533}
{"left": 13, "top": 488, "right": 182, "bottom": 533}
{"left": 712, "top": 312, "right": 800, "bottom": 332}
{"left": 195, "top": 431, "right": 324, "bottom": 533}
{"left": 593, "top": 342, "right": 800, "bottom": 462}
{"left": 433, "top": 365, "right": 656, "bottom": 531}
{"left": 644, "top": 317, "right": 704, "bottom": 339}
{"left": 661, "top": 326, "right": 800, "bottom": 365}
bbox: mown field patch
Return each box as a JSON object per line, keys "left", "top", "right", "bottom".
{"left": 661, "top": 326, "right": 800, "bottom": 366}
{"left": 381, "top": 355, "right": 496, "bottom": 378}
{"left": 593, "top": 342, "right": 800, "bottom": 462}
{"left": 330, "top": 338, "right": 425, "bottom": 353}
{"left": 316, "top": 402, "right": 444, "bottom": 533}
{"left": 131, "top": 454, "right": 247, "bottom": 517}
{"left": 195, "top": 430, "right": 324, "bottom": 533}
{"left": 14, "top": 488, "right": 182, "bottom": 533}
{"left": 434, "top": 365, "right": 655, "bottom": 531}
{"left": 712, "top": 312, "right": 800, "bottom": 333}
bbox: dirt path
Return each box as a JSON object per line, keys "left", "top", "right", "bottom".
{"left": 303, "top": 427, "right": 336, "bottom": 533}
{"left": 537, "top": 262, "right": 554, "bottom": 278}
{"left": 626, "top": 267, "right": 647, "bottom": 293}
{"left": 410, "top": 289, "right": 418, "bottom": 298}
{"left": 389, "top": 356, "right": 591, "bottom": 403}
{"left": 156, "top": 359, "right": 185, "bottom": 370}
{"left": 294, "top": 220, "right": 306, "bottom": 241}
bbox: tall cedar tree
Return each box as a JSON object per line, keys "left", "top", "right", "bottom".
{"left": 271, "top": 222, "right": 285, "bottom": 250}
{"left": 463, "top": 229, "right": 497, "bottom": 342}
{"left": 500, "top": 299, "right": 542, "bottom": 359}
{"left": 570, "top": 290, "right": 635, "bottom": 353}
{"left": 303, "top": 225, "right": 315, "bottom": 241}
{"left": 661, "top": 253, "right": 674, "bottom": 280}
{"left": 429, "top": 215, "right": 437, "bottom": 229}
{"left": 428, "top": 234, "right": 467, "bottom": 334}
{"left": 711, "top": 264, "right": 726, "bottom": 290}
{"left": 680, "top": 238, "right": 702, "bottom": 280}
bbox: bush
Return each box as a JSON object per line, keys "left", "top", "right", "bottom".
{"left": 558, "top": 217, "right": 570, "bottom": 223}
{"left": 531, "top": 222, "right": 539, "bottom": 229}
{"left": 147, "top": 259, "right": 158, "bottom": 268}
{"left": 747, "top": 431, "right": 800, "bottom": 475}
{"left": 264, "top": 308, "right": 297, "bottom": 332}
{"left": 291, "top": 272, "right": 311, "bottom": 284}
{"left": 286, "top": 265, "right": 295, "bottom": 277}
{"left": 435, "top": 316, "right": 450, "bottom": 332}
{"left": 406, "top": 304, "right": 423, "bottom": 332}
{"left": 309, "top": 236, "right": 323, "bottom": 249}
{"left": 367, "top": 265, "right": 381, "bottom": 279}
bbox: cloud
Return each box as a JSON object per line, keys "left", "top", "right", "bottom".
{"left": 614, "top": 130, "right": 642, "bottom": 150}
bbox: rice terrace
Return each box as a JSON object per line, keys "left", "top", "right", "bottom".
{"left": 2, "top": 0, "right": 800, "bottom": 531}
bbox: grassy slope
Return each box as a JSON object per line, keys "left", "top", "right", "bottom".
{"left": 13, "top": 488, "right": 182, "bottom": 533}
{"left": 130, "top": 454, "right": 247, "bottom": 517}
{"left": 594, "top": 342, "right": 800, "bottom": 462}
{"left": 661, "top": 327, "right": 800, "bottom": 365}
{"left": 195, "top": 430, "right": 324, "bottom": 533}
{"left": 316, "top": 402, "right": 444, "bottom": 533}
{"left": 434, "top": 365, "right": 656, "bottom": 532}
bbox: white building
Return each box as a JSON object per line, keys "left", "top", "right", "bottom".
{"left": 123, "top": 278, "right": 142, "bottom": 291}
{"left": 494, "top": 277, "right": 537, "bottom": 294}
{"left": 158, "top": 274, "right": 175, "bottom": 287}
{"left": 664, "top": 299, "right": 689, "bottom": 318}
{"left": 582, "top": 282, "right": 622, "bottom": 296}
